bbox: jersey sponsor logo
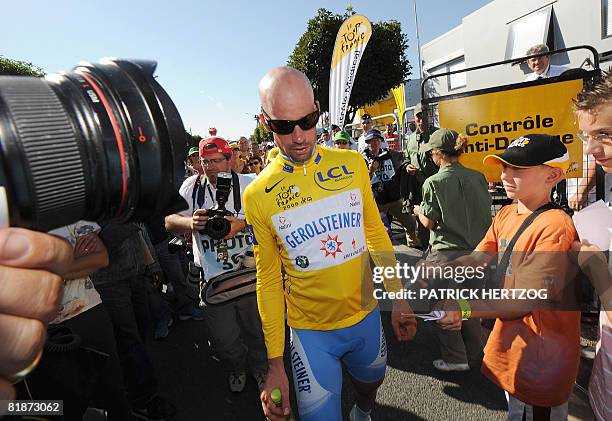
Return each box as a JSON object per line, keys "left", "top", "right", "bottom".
{"left": 284, "top": 212, "right": 362, "bottom": 249}
{"left": 277, "top": 215, "right": 292, "bottom": 230}
{"left": 265, "top": 177, "right": 286, "bottom": 193}
{"left": 320, "top": 234, "right": 343, "bottom": 258}
{"left": 272, "top": 189, "right": 367, "bottom": 271}
{"left": 342, "top": 239, "right": 366, "bottom": 260}
{"left": 247, "top": 224, "right": 258, "bottom": 245}
{"left": 313, "top": 165, "right": 355, "bottom": 191}
{"left": 290, "top": 341, "right": 311, "bottom": 394}
{"left": 295, "top": 255, "right": 309, "bottom": 268}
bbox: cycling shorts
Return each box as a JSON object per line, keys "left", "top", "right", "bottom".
{"left": 289, "top": 308, "right": 387, "bottom": 421}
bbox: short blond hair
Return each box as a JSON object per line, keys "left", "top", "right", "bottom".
{"left": 574, "top": 69, "right": 612, "bottom": 113}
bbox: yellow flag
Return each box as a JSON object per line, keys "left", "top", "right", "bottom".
{"left": 329, "top": 15, "right": 372, "bottom": 127}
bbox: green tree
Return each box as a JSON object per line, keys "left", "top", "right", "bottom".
{"left": 252, "top": 123, "right": 272, "bottom": 144}
{"left": 288, "top": 8, "right": 411, "bottom": 124}
{"left": 0, "top": 56, "right": 45, "bottom": 77}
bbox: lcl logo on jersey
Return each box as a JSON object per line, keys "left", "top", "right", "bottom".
{"left": 314, "top": 165, "right": 354, "bottom": 191}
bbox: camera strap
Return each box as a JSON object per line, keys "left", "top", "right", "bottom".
{"left": 490, "top": 202, "right": 561, "bottom": 288}
{"left": 192, "top": 172, "right": 242, "bottom": 214}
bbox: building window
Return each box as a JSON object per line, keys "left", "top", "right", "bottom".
{"left": 447, "top": 58, "right": 466, "bottom": 90}
{"left": 603, "top": 0, "right": 612, "bottom": 38}
{"left": 505, "top": 5, "right": 553, "bottom": 60}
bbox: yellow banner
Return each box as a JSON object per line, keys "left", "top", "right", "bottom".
{"left": 391, "top": 84, "right": 405, "bottom": 125}
{"left": 330, "top": 15, "right": 372, "bottom": 68}
{"left": 438, "top": 79, "right": 583, "bottom": 181}
{"left": 329, "top": 14, "right": 373, "bottom": 127}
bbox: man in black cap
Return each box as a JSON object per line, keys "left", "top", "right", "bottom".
{"left": 357, "top": 113, "right": 388, "bottom": 152}
{"left": 362, "top": 129, "right": 420, "bottom": 248}
{"left": 404, "top": 103, "right": 439, "bottom": 247}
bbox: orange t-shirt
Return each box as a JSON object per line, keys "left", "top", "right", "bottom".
{"left": 475, "top": 204, "right": 580, "bottom": 407}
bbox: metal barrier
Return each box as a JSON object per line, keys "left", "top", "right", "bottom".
{"left": 344, "top": 113, "right": 400, "bottom": 150}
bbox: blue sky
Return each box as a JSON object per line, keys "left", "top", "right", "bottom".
{"left": 2, "top": 0, "right": 490, "bottom": 140}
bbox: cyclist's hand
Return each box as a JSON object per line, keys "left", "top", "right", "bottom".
{"left": 260, "top": 357, "right": 291, "bottom": 421}
{"left": 391, "top": 301, "right": 417, "bottom": 341}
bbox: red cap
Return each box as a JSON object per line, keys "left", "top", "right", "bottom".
{"left": 199, "top": 137, "right": 232, "bottom": 157}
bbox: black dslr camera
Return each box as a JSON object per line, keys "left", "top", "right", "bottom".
{"left": 200, "top": 172, "right": 233, "bottom": 240}
{"left": 363, "top": 148, "right": 391, "bottom": 163}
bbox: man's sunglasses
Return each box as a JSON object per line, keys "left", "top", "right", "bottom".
{"left": 334, "top": 141, "right": 349, "bottom": 145}
{"left": 248, "top": 160, "right": 262, "bottom": 166}
{"left": 261, "top": 105, "right": 320, "bottom": 135}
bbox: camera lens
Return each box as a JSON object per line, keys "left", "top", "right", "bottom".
{"left": 203, "top": 216, "right": 231, "bottom": 240}
{"left": 0, "top": 58, "right": 188, "bottom": 231}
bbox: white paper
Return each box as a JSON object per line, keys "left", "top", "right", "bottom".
{"left": 572, "top": 200, "right": 612, "bottom": 250}
{"left": 415, "top": 310, "right": 446, "bottom": 321}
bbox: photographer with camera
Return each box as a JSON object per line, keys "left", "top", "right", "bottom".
{"left": 362, "top": 128, "right": 420, "bottom": 248}
{"left": 165, "top": 137, "right": 268, "bottom": 394}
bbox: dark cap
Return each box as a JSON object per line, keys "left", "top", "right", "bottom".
{"left": 483, "top": 134, "right": 569, "bottom": 171}
{"left": 419, "top": 128, "right": 458, "bottom": 153}
{"left": 361, "top": 113, "right": 372, "bottom": 122}
{"left": 188, "top": 147, "right": 199, "bottom": 157}
{"left": 364, "top": 129, "right": 384, "bottom": 143}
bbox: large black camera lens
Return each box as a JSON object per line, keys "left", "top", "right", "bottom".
{"left": 0, "top": 58, "right": 188, "bottom": 231}
{"left": 202, "top": 216, "right": 231, "bottom": 240}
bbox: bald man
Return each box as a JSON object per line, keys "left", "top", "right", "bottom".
{"left": 243, "top": 67, "right": 416, "bottom": 421}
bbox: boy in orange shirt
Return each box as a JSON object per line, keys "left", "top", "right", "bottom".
{"left": 435, "top": 134, "right": 581, "bottom": 421}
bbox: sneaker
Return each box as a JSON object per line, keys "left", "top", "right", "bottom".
{"left": 254, "top": 371, "right": 266, "bottom": 391}
{"left": 433, "top": 359, "right": 470, "bottom": 372}
{"left": 132, "top": 395, "right": 176, "bottom": 421}
{"left": 229, "top": 370, "right": 247, "bottom": 393}
{"left": 178, "top": 306, "right": 205, "bottom": 321}
{"left": 349, "top": 404, "right": 372, "bottom": 421}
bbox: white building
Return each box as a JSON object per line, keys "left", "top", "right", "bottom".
{"left": 421, "top": 0, "right": 612, "bottom": 97}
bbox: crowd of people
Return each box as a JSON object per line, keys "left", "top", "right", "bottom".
{"left": 0, "top": 44, "right": 610, "bottom": 421}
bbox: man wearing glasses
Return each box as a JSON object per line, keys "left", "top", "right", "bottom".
{"left": 333, "top": 130, "right": 353, "bottom": 150}
{"left": 165, "top": 137, "right": 268, "bottom": 394}
{"left": 244, "top": 67, "right": 416, "bottom": 421}
{"left": 572, "top": 71, "right": 612, "bottom": 421}
{"left": 357, "top": 114, "right": 388, "bottom": 153}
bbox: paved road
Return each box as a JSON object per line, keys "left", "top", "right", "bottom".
{"left": 149, "top": 243, "right": 510, "bottom": 421}
{"left": 148, "top": 234, "right": 594, "bottom": 420}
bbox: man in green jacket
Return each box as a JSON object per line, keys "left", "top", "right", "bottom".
{"left": 404, "top": 103, "right": 439, "bottom": 247}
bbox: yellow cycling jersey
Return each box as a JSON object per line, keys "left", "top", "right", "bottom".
{"left": 243, "top": 146, "right": 402, "bottom": 358}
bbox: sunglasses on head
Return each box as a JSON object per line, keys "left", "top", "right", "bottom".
{"left": 261, "top": 104, "right": 320, "bottom": 135}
